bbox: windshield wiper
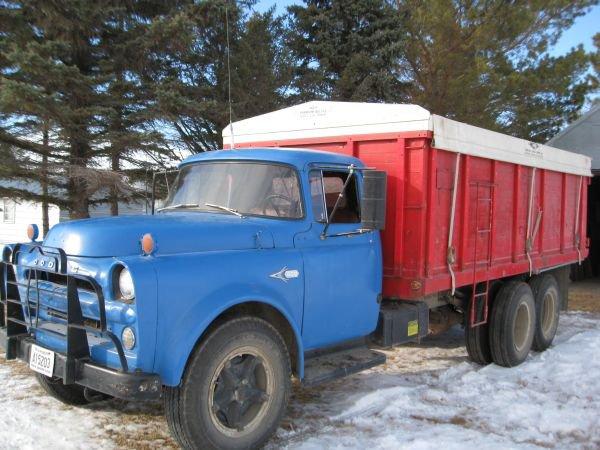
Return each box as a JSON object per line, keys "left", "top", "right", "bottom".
{"left": 156, "top": 203, "right": 199, "bottom": 212}
{"left": 205, "top": 203, "right": 245, "bottom": 218}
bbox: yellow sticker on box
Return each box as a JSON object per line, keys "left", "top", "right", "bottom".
{"left": 407, "top": 320, "right": 419, "bottom": 337}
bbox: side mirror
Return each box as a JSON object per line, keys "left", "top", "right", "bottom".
{"left": 361, "top": 170, "right": 387, "bottom": 230}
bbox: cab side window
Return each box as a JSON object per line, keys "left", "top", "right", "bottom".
{"left": 309, "top": 171, "right": 326, "bottom": 222}
{"left": 309, "top": 170, "right": 360, "bottom": 223}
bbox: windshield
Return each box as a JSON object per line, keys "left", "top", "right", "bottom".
{"left": 162, "top": 162, "right": 303, "bottom": 219}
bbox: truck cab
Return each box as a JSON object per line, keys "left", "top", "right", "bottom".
{"left": 1, "top": 148, "right": 388, "bottom": 450}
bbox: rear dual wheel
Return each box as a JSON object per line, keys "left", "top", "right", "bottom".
{"left": 529, "top": 274, "right": 561, "bottom": 351}
{"left": 465, "top": 275, "right": 560, "bottom": 367}
{"left": 465, "top": 282, "right": 503, "bottom": 365}
{"left": 465, "top": 310, "right": 492, "bottom": 365}
{"left": 489, "top": 281, "right": 536, "bottom": 367}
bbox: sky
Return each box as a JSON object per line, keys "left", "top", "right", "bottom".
{"left": 254, "top": 1, "right": 600, "bottom": 57}
{"left": 551, "top": 4, "right": 600, "bottom": 56}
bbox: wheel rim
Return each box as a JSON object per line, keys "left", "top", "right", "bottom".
{"left": 513, "top": 301, "right": 532, "bottom": 353}
{"left": 208, "top": 346, "right": 274, "bottom": 437}
{"left": 541, "top": 290, "right": 557, "bottom": 338}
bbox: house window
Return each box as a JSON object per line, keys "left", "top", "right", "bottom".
{"left": 1, "top": 198, "right": 15, "bottom": 224}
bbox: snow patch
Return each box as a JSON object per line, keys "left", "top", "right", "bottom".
{"left": 0, "top": 312, "right": 598, "bottom": 449}
{"left": 275, "top": 312, "right": 600, "bottom": 449}
{"left": 0, "top": 363, "right": 115, "bottom": 450}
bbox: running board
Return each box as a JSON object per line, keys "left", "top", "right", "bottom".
{"left": 302, "top": 346, "right": 386, "bottom": 386}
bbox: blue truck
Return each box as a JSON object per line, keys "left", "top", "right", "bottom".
{"left": 1, "top": 132, "right": 583, "bottom": 449}
{"left": 1, "top": 148, "right": 396, "bottom": 449}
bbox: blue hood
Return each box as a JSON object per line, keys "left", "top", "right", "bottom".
{"left": 43, "top": 213, "right": 274, "bottom": 257}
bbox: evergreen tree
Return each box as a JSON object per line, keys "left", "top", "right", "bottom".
{"left": 2, "top": 0, "right": 598, "bottom": 227}
{"left": 288, "top": 0, "right": 597, "bottom": 142}
{"left": 287, "top": 0, "right": 407, "bottom": 102}
{"left": 143, "top": 0, "right": 291, "bottom": 151}
{"left": 393, "top": 0, "right": 597, "bottom": 141}
{"left": 0, "top": 1, "right": 174, "bottom": 220}
{"left": 96, "top": 2, "right": 177, "bottom": 215}
{"left": 0, "top": 0, "right": 108, "bottom": 219}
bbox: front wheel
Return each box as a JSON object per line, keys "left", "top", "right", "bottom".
{"left": 164, "top": 317, "right": 291, "bottom": 450}
{"left": 35, "top": 374, "right": 89, "bottom": 406}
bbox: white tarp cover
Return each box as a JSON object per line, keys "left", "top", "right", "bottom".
{"left": 223, "top": 101, "right": 592, "bottom": 177}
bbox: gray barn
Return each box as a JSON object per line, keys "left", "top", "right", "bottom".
{"left": 548, "top": 104, "right": 600, "bottom": 276}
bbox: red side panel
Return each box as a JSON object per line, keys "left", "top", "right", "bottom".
{"left": 239, "top": 132, "right": 589, "bottom": 300}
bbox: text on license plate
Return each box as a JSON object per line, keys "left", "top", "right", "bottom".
{"left": 29, "top": 344, "right": 55, "bottom": 377}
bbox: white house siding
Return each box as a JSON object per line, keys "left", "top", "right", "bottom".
{"left": 58, "top": 200, "right": 148, "bottom": 222}
{"left": 0, "top": 199, "right": 60, "bottom": 246}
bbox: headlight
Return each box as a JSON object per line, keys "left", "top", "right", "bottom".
{"left": 116, "top": 266, "right": 135, "bottom": 301}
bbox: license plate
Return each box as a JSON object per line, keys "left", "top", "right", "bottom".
{"left": 29, "top": 344, "right": 55, "bottom": 377}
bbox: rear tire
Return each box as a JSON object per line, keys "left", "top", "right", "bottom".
{"left": 489, "top": 281, "right": 536, "bottom": 367}
{"left": 465, "top": 317, "right": 492, "bottom": 365}
{"left": 465, "top": 281, "right": 504, "bottom": 365}
{"left": 529, "top": 274, "right": 560, "bottom": 351}
{"left": 164, "top": 317, "right": 291, "bottom": 450}
{"left": 35, "top": 374, "right": 89, "bottom": 406}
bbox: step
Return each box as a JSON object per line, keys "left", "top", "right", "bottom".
{"left": 303, "top": 346, "right": 386, "bottom": 386}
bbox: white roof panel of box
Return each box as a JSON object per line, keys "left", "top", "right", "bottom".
{"left": 222, "top": 101, "right": 592, "bottom": 177}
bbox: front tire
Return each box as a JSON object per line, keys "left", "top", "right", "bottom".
{"left": 164, "top": 317, "right": 291, "bottom": 450}
{"left": 529, "top": 274, "right": 561, "bottom": 351}
{"left": 35, "top": 374, "right": 89, "bottom": 406}
{"left": 489, "top": 281, "right": 536, "bottom": 367}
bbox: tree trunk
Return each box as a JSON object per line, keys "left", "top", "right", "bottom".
{"left": 109, "top": 72, "right": 125, "bottom": 217}
{"left": 110, "top": 152, "right": 119, "bottom": 216}
{"left": 41, "top": 119, "right": 50, "bottom": 236}
{"left": 68, "top": 136, "right": 90, "bottom": 220}
{"left": 68, "top": 178, "right": 90, "bottom": 220}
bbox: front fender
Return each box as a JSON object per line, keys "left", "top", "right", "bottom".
{"left": 159, "top": 289, "right": 304, "bottom": 386}
{"left": 151, "top": 250, "right": 305, "bottom": 386}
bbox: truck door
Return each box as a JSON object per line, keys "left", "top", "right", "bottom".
{"left": 294, "top": 168, "right": 382, "bottom": 350}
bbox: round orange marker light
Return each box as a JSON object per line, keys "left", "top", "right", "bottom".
{"left": 27, "top": 224, "right": 39, "bottom": 241}
{"left": 141, "top": 233, "right": 155, "bottom": 255}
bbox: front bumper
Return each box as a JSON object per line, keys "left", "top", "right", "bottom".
{"left": 1, "top": 328, "right": 161, "bottom": 400}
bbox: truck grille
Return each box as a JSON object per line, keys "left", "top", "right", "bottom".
{"left": 24, "top": 269, "right": 95, "bottom": 293}
{"left": 1, "top": 243, "right": 128, "bottom": 377}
